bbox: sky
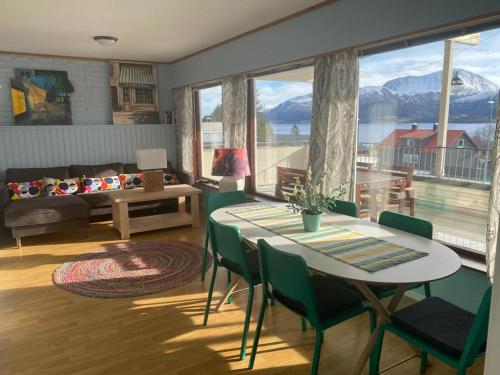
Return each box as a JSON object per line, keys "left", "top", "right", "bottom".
{"left": 200, "top": 28, "right": 500, "bottom": 114}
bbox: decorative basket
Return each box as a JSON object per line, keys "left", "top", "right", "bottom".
{"left": 143, "top": 170, "right": 164, "bottom": 192}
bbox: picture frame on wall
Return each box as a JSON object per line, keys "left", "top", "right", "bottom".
{"left": 110, "top": 61, "right": 160, "bottom": 125}
{"left": 10, "top": 68, "right": 74, "bottom": 125}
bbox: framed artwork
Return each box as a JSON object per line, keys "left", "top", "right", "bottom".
{"left": 10, "top": 68, "right": 74, "bottom": 125}
{"left": 110, "top": 61, "right": 160, "bottom": 124}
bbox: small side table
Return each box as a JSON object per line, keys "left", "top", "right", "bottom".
{"left": 108, "top": 184, "right": 202, "bottom": 239}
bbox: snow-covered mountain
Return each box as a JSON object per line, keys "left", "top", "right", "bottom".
{"left": 265, "top": 93, "right": 313, "bottom": 124}
{"left": 383, "top": 69, "right": 498, "bottom": 94}
{"left": 264, "top": 69, "right": 498, "bottom": 124}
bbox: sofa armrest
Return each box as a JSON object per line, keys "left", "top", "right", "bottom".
{"left": 174, "top": 170, "right": 194, "bottom": 185}
{"left": 0, "top": 183, "right": 10, "bottom": 229}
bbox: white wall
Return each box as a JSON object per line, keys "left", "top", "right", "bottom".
{"left": 171, "top": 0, "right": 500, "bottom": 87}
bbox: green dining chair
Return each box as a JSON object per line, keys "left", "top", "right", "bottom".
{"left": 378, "top": 210, "right": 433, "bottom": 298}
{"left": 370, "top": 286, "right": 492, "bottom": 375}
{"left": 203, "top": 217, "right": 261, "bottom": 360}
{"left": 329, "top": 199, "right": 359, "bottom": 218}
{"left": 249, "top": 239, "right": 375, "bottom": 375}
{"left": 200, "top": 191, "right": 247, "bottom": 281}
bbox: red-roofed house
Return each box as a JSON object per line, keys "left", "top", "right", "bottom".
{"left": 377, "top": 124, "right": 482, "bottom": 178}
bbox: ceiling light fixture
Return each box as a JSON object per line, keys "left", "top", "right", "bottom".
{"left": 93, "top": 36, "right": 118, "bottom": 47}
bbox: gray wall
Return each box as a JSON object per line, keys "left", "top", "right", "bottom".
{"left": 171, "top": 0, "right": 500, "bottom": 87}
{"left": 0, "top": 125, "right": 177, "bottom": 181}
{"left": 0, "top": 54, "right": 177, "bottom": 176}
{"left": 0, "top": 55, "right": 112, "bottom": 125}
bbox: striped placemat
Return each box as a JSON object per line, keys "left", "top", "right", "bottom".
{"left": 227, "top": 205, "right": 428, "bottom": 273}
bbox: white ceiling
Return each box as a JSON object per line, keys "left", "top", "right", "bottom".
{"left": 0, "top": 0, "right": 325, "bottom": 62}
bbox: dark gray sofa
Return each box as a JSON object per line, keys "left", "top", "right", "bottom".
{"left": 0, "top": 162, "right": 193, "bottom": 247}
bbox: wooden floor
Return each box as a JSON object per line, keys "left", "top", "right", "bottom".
{"left": 0, "top": 216, "right": 485, "bottom": 375}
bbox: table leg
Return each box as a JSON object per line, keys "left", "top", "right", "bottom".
{"left": 216, "top": 276, "right": 241, "bottom": 311}
{"left": 350, "top": 282, "right": 408, "bottom": 375}
{"left": 178, "top": 195, "right": 186, "bottom": 213}
{"left": 117, "top": 202, "right": 130, "bottom": 239}
{"left": 191, "top": 194, "right": 200, "bottom": 227}
{"left": 112, "top": 201, "right": 119, "bottom": 229}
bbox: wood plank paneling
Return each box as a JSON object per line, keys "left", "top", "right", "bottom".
{"left": 0, "top": 125, "right": 177, "bottom": 180}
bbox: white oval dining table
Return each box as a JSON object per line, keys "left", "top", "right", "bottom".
{"left": 211, "top": 202, "right": 462, "bottom": 375}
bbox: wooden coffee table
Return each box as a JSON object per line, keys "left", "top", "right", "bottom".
{"left": 108, "top": 184, "right": 202, "bottom": 239}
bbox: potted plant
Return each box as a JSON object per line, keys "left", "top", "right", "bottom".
{"left": 284, "top": 169, "right": 347, "bottom": 232}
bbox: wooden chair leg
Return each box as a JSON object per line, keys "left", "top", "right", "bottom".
{"left": 410, "top": 197, "right": 416, "bottom": 216}
{"left": 240, "top": 285, "right": 255, "bottom": 360}
{"left": 311, "top": 328, "right": 324, "bottom": 375}
{"left": 200, "top": 231, "right": 209, "bottom": 281}
{"left": 203, "top": 263, "right": 218, "bottom": 326}
{"left": 249, "top": 293, "right": 268, "bottom": 369}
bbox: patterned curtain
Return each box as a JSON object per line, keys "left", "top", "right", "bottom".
{"left": 174, "top": 86, "right": 194, "bottom": 173}
{"left": 222, "top": 75, "right": 248, "bottom": 148}
{"left": 486, "top": 92, "right": 500, "bottom": 281}
{"left": 309, "top": 49, "right": 359, "bottom": 197}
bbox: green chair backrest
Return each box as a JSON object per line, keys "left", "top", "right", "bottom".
{"left": 461, "top": 286, "right": 492, "bottom": 367}
{"left": 206, "top": 191, "right": 247, "bottom": 220}
{"left": 208, "top": 217, "right": 253, "bottom": 282}
{"left": 329, "top": 199, "right": 359, "bottom": 218}
{"left": 257, "top": 239, "right": 319, "bottom": 325}
{"left": 378, "top": 211, "right": 433, "bottom": 239}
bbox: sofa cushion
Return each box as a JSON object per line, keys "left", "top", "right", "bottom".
{"left": 78, "top": 192, "right": 112, "bottom": 208}
{"left": 81, "top": 176, "right": 121, "bottom": 193}
{"left": 7, "top": 180, "right": 45, "bottom": 200}
{"left": 6, "top": 167, "right": 69, "bottom": 183}
{"left": 44, "top": 177, "right": 81, "bottom": 196}
{"left": 4, "top": 195, "right": 90, "bottom": 227}
{"left": 119, "top": 173, "right": 144, "bottom": 189}
{"left": 69, "top": 163, "right": 123, "bottom": 178}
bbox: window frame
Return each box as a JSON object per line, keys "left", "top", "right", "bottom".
{"left": 193, "top": 83, "right": 224, "bottom": 183}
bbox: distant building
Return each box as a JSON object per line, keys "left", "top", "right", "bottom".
{"left": 377, "top": 124, "right": 486, "bottom": 179}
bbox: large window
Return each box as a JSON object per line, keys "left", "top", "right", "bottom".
{"left": 199, "top": 85, "right": 223, "bottom": 181}
{"left": 253, "top": 67, "right": 314, "bottom": 196}
{"left": 358, "top": 28, "right": 500, "bottom": 252}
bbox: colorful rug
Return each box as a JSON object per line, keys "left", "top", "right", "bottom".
{"left": 228, "top": 205, "right": 428, "bottom": 273}
{"left": 52, "top": 241, "right": 211, "bottom": 298}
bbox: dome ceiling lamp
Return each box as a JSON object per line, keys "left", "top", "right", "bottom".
{"left": 93, "top": 36, "right": 118, "bottom": 47}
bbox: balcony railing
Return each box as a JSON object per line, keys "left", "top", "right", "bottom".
{"left": 357, "top": 142, "right": 493, "bottom": 185}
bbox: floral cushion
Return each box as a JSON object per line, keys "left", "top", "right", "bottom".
{"left": 119, "top": 173, "right": 144, "bottom": 189}
{"left": 81, "top": 176, "right": 121, "bottom": 193}
{"left": 163, "top": 173, "right": 178, "bottom": 185}
{"left": 44, "top": 177, "right": 81, "bottom": 196}
{"left": 7, "top": 180, "right": 45, "bottom": 200}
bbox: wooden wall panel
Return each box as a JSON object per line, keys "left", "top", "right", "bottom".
{"left": 0, "top": 125, "right": 177, "bottom": 180}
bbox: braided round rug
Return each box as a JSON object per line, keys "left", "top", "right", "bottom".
{"left": 52, "top": 241, "right": 211, "bottom": 298}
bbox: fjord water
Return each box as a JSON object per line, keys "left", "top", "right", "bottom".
{"left": 271, "top": 123, "right": 492, "bottom": 144}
